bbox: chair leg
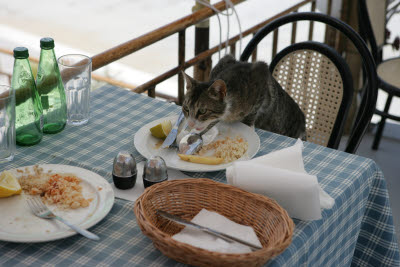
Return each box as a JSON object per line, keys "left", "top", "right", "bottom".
{"left": 372, "top": 94, "right": 393, "bottom": 150}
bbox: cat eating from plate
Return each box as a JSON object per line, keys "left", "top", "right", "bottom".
{"left": 182, "top": 55, "right": 306, "bottom": 139}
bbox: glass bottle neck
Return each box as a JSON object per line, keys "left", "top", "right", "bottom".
{"left": 12, "top": 58, "right": 35, "bottom": 86}
{"left": 38, "top": 48, "right": 59, "bottom": 73}
{"left": 12, "top": 57, "right": 39, "bottom": 107}
{"left": 13, "top": 58, "right": 32, "bottom": 71}
{"left": 40, "top": 48, "right": 56, "bottom": 59}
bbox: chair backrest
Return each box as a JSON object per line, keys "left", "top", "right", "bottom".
{"left": 270, "top": 42, "right": 353, "bottom": 149}
{"left": 358, "top": 0, "right": 388, "bottom": 63}
{"left": 240, "top": 12, "right": 378, "bottom": 154}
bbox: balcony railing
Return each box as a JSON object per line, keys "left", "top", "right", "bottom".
{"left": 1, "top": 0, "right": 335, "bottom": 104}
{"left": 90, "top": 0, "right": 330, "bottom": 104}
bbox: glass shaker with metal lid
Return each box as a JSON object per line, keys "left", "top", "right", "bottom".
{"left": 112, "top": 151, "right": 137, "bottom": 189}
{"left": 143, "top": 156, "right": 168, "bottom": 188}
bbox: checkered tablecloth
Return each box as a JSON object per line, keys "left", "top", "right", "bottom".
{"left": 1, "top": 85, "right": 398, "bottom": 266}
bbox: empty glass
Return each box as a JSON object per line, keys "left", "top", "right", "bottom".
{"left": 58, "top": 54, "right": 91, "bottom": 126}
{"left": 0, "top": 85, "right": 15, "bottom": 162}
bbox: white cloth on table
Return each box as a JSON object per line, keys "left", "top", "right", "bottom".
{"left": 226, "top": 139, "right": 334, "bottom": 221}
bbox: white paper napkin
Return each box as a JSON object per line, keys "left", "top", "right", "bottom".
{"left": 111, "top": 162, "right": 190, "bottom": 202}
{"left": 172, "top": 209, "right": 262, "bottom": 254}
{"left": 226, "top": 140, "right": 334, "bottom": 221}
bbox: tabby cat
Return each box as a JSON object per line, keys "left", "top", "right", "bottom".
{"left": 182, "top": 55, "right": 306, "bottom": 139}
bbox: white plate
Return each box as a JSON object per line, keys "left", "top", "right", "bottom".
{"left": 0, "top": 164, "right": 114, "bottom": 243}
{"left": 134, "top": 116, "right": 260, "bottom": 172}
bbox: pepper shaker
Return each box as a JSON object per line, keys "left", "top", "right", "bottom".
{"left": 112, "top": 151, "right": 137, "bottom": 189}
{"left": 143, "top": 156, "right": 168, "bottom": 188}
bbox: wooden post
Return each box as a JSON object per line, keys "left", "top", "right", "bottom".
{"left": 272, "top": 29, "right": 279, "bottom": 58}
{"left": 147, "top": 86, "right": 156, "bottom": 98}
{"left": 193, "top": 1, "right": 212, "bottom": 82}
{"left": 308, "top": 1, "right": 316, "bottom": 40}
{"left": 324, "top": 0, "right": 337, "bottom": 48}
{"left": 340, "top": 0, "right": 363, "bottom": 134}
{"left": 178, "top": 30, "right": 186, "bottom": 105}
{"left": 291, "top": 11, "right": 298, "bottom": 44}
{"left": 230, "top": 43, "right": 236, "bottom": 56}
{"left": 251, "top": 34, "right": 258, "bottom": 62}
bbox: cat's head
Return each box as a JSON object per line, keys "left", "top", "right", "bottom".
{"left": 182, "top": 72, "right": 227, "bottom": 131}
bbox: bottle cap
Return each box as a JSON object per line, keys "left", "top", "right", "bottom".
{"left": 40, "top": 37, "right": 55, "bottom": 49}
{"left": 13, "top": 47, "right": 29, "bottom": 59}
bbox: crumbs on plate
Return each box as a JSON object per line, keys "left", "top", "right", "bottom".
{"left": 198, "top": 136, "right": 248, "bottom": 163}
{"left": 18, "top": 165, "right": 93, "bottom": 209}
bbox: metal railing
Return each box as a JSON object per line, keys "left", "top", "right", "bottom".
{"left": 1, "top": 0, "right": 333, "bottom": 104}
{"left": 89, "top": 0, "right": 325, "bottom": 104}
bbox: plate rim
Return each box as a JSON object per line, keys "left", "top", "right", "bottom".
{"left": 134, "top": 115, "right": 260, "bottom": 172}
{"left": 0, "top": 164, "right": 114, "bottom": 243}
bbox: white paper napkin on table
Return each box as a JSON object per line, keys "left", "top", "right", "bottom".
{"left": 226, "top": 140, "right": 334, "bottom": 221}
{"left": 111, "top": 162, "right": 190, "bottom": 202}
{"left": 172, "top": 209, "right": 262, "bottom": 254}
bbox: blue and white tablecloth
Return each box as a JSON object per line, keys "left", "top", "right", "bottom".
{"left": 0, "top": 85, "right": 398, "bottom": 266}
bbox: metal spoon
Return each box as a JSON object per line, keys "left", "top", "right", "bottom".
{"left": 178, "top": 121, "right": 219, "bottom": 155}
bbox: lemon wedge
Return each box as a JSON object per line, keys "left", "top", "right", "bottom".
{"left": 150, "top": 120, "right": 172, "bottom": 139}
{"left": 0, "top": 171, "right": 22, "bottom": 198}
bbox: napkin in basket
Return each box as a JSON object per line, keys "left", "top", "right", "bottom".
{"left": 172, "top": 209, "right": 262, "bottom": 254}
{"left": 226, "top": 140, "right": 334, "bottom": 221}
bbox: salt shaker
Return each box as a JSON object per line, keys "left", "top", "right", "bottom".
{"left": 143, "top": 156, "right": 168, "bottom": 188}
{"left": 112, "top": 151, "right": 137, "bottom": 189}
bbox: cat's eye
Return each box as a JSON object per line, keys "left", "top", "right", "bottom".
{"left": 199, "top": 108, "right": 207, "bottom": 114}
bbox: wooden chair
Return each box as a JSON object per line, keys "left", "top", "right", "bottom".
{"left": 358, "top": 0, "right": 400, "bottom": 150}
{"left": 240, "top": 12, "right": 378, "bottom": 154}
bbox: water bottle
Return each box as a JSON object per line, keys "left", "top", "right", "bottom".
{"left": 36, "top": 37, "right": 67, "bottom": 134}
{"left": 11, "top": 47, "right": 43, "bottom": 146}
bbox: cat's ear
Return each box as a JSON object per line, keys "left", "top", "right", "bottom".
{"left": 182, "top": 71, "right": 195, "bottom": 91}
{"left": 208, "top": 79, "right": 227, "bottom": 101}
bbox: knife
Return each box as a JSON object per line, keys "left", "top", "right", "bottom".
{"left": 161, "top": 111, "right": 185, "bottom": 148}
{"left": 156, "top": 209, "right": 262, "bottom": 251}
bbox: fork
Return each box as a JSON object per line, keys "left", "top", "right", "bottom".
{"left": 26, "top": 196, "right": 100, "bottom": 240}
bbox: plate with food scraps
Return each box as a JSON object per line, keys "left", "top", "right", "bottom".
{"left": 134, "top": 115, "right": 260, "bottom": 172}
{"left": 0, "top": 164, "right": 114, "bottom": 243}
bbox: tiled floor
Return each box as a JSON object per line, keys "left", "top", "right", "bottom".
{"left": 342, "top": 122, "right": 400, "bottom": 242}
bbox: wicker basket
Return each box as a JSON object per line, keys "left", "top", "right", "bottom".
{"left": 134, "top": 179, "right": 294, "bottom": 267}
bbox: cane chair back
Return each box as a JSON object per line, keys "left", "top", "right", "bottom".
{"left": 270, "top": 42, "right": 353, "bottom": 148}
{"left": 240, "top": 12, "right": 378, "bottom": 154}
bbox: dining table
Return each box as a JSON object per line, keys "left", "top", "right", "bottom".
{"left": 0, "top": 84, "right": 399, "bottom": 266}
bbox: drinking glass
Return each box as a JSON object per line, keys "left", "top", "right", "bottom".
{"left": 0, "top": 85, "right": 15, "bottom": 162}
{"left": 58, "top": 54, "right": 91, "bottom": 126}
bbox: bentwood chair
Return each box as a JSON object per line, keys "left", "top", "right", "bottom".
{"left": 240, "top": 12, "right": 378, "bottom": 154}
{"left": 358, "top": 0, "right": 400, "bottom": 150}
{"left": 269, "top": 42, "right": 353, "bottom": 149}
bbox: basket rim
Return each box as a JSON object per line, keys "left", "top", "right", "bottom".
{"left": 134, "top": 178, "right": 294, "bottom": 257}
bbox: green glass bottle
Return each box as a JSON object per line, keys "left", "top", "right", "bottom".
{"left": 11, "top": 47, "right": 43, "bottom": 146}
{"left": 36, "top": 37, "right": 67, "bottom": 134}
